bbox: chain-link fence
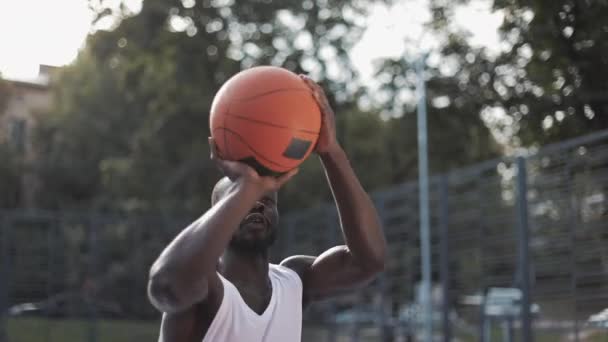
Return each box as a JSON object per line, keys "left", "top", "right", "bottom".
{"left": 279, "top": 129, "right": 608, "bottom": 341}
{"left": 2, "top": 129, "right": 608, "bottom": 342}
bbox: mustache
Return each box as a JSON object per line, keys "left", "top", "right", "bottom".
{"left": 243, "top": 212, "right": 269, "bottom": 225}
{"left": 241, "top": 204, "right": 276, "bottom": 226}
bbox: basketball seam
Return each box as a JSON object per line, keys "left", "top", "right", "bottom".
{"left": 224, "top": 100, "right": 232, "bottom": 159}
{"left": 225, "top": 112, "right": 321, "bottom": 135}
{"left": 212, "top": 126, "right": 296, "bottom": 169}
{"left": 231, "top": 87, "right": 310, "bottom": 102}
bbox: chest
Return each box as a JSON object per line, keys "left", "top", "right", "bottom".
{"left": 201, "top": 269, "right": 304, "bottom": 342}
{"left": 235, "top": 285, "right": 273, "bottom": 315}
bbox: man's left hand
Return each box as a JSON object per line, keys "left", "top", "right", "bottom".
{"left": 299, "top": 75, "right": 340, "bottom": 154}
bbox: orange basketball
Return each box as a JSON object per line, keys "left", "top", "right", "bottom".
{"left": 209, "top": 66, "right": 322, "bottom": 176}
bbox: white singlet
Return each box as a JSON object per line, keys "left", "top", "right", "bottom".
{"left": 202, "top": 264, "right": 303, "bottom": 342}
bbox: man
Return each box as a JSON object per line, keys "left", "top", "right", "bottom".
{"left": 147, "top": 75, "right": 387, "bottom": 342}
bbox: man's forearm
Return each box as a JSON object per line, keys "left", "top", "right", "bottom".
{"left": 152, "top": 180, "right": 260, "bottom": 274}
{"left": 148, "top": 180, "right": 263, "bottom": 311}
{"left": 319, "top": 145, "right": 386, "bottom": 270}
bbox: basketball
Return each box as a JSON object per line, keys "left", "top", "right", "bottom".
{"left": 209, "top": 66, "right": 322, "bottom": 176}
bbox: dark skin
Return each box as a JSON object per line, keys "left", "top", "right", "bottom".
{"left": 147, "top": 75, "right": 387, "bottom": 342}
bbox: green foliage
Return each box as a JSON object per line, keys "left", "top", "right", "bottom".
{"left": 8, "top": 318, "right": 158, "bottom": 342}
{"left": 0, "top": 79, "right": 16, "bottom": 207}
{"left": 0, "top": 144, "right": 21, "bottom": 208}
{"left": 0, "top": 76, "right": 11, "bottom": 115}
{"left": 498, "top": 0, "right": 608, "bottom": 144}
{"left": 32, "top": 0, "right": 392, "bottom": 214}
{"left": 428, "top": 0, "right": 608, "bottom": 146}
{"left": 27, "top": 0, "right": 504, "bottom": 214}
{"left": 373, "top": 54, "right": 502, "bottom": 177}
{"left": 0, "top": 77, "right": 21, "bottom": 207}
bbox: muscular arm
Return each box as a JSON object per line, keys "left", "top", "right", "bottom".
{"left": 282, "top": 145, "right": 386, "bottom": 302}
{"left": 147, "top": 180, "right": 262, "bottom": 314}
{"left": 320, "top": 146, "right": 386, "bottom": 270}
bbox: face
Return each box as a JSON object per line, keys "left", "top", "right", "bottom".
{"left": 212, "top": 178, "right": 279, "bottom": 253}
{"left": 229, "top": 192, "right": 279, "bottom": 253}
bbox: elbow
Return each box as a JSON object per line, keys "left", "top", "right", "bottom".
{"left": 368, "top": 250, "right": 386, "bottom": 274}
{"left": 365, "top": 240, "right": 387, "bottom": 275}
{"left": 147, "top": 266, "right": 208, "bottom": 314}
{"left": 357, "top": 249, "right": 386, "bottom": 277}
{"left": 147, "top": 270, "right": 181, "bottom": 314}
{"left": 365, "top": 219, "right": 387, "bottom": 275}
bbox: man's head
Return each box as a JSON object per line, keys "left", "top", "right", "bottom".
{"left": 212, "top": 177, "right": 279, "bottom": 253}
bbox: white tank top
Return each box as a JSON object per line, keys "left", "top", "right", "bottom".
{"left": 202, "top": 264, "right": 303, "bottom": 342}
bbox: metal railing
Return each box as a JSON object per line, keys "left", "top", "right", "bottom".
{"left": 1, "top": 129, "right": 608, "bottom": 342}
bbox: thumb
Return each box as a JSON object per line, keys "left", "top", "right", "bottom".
{"left": 276, "top": 168, "right": 299, "bottom": 187}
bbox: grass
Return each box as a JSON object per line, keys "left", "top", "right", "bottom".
{"left": 7, "top": 317, "right": 608, "bottom": 342}
{"left": 7, "top": 317, "right": 159, "bottom": 342}
{"left": 455, "top": 327, "right": 608, "bottom": 342}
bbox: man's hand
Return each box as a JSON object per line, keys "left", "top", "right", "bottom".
{"left": 299, "top": 75, "right": 339, "bottom": 154}
{"left": 280, "top": 76, "right": 386, "bottom": 306}
{"left": 147, "top": 140, "right": 298, "bottom": 314}
{"left": 209, "top": 137, "right": 298, "bottom": 193}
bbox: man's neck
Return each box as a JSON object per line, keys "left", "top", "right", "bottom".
{"left": 220, "top": 248, "right": 270, "bottom": 287}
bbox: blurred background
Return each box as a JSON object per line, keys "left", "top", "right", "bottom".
{"left": 0, "top": 0, "right": 607, "bottom": 341}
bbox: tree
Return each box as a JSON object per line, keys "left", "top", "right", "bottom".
{"left": 497, "top": 0, "right": 608, "bottom": 145}
{"left": 0, "top": 77, "right": 21, "bottom": 208}
{"left": 0, "top": 76, "right": 10, "bottom": 115}
{"left": 33, "top": 0, "right": 392, "bottom": 214}
{"left": 371, "top": 37, "right": 502, "bottom": 180}
{"left": 427, "top": 0, "right": 608, "bottom": 147}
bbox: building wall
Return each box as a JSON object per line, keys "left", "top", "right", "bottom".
{"left": 1, "top": 68, "right": 55, "bottom": 208}
{"left": 0, "top": 82, "right": 52, "bottom": 151}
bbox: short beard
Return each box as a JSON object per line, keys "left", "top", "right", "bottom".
{"left": 228, "top": 228, "right": 277, "bottom": 254}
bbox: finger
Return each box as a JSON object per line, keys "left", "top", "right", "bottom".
{"left": 210, "top": 138, "right": 226, "bottom": 161}
{"left": 216, "top": 159, "right": 240, "bottom": 180}
{"left": 310, "top": 92, "right": 328, "bottom": 112}
{"left": 209, "top": 137, "right": 216, "bottom": 159}
{"left": 213, "top": 160, "right": 228, "bottom": 178}
{"left": 299, "top": 77, "right": 326, "bottom": 106}
{"left": 239, "top": 161, "right": 259, "bottom": 179}
{"left": 299, "top": 74, "right": 319, "bottom": 90}
{"left": 209, "top": 137, "right": 223, "bottom": 159}
{"left": 276, "top": 168, "right": 299, "bottom": 187}
{"left": 303, "top": 81, "right": 325, "bottom": 101}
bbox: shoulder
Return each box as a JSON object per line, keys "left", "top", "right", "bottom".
{"left": 279, "top": 255, "right": 315, "bottom": 281}
{"left": 278, "top": 256, "right": 315, "bottom": 306}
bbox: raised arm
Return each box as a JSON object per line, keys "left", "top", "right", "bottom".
{"left": 281, "top": 76, "right": 386, "bottom": 303}
{"left": 147, "top": 140, "right": 297, "bottom": 313}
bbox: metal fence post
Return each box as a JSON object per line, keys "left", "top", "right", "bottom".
{"left": 516, "top": 156, "right": 533, "bottom": 342}
{"left": 87, "top": 215, "right": 99, "bottom": 342}
{"left": 0, "top": 215, "right": 10, "bottom": 342}
{"left": 372, "top": 197, "right": 392, "bottom": 342}
{"left": 45, "top": 213, "right": 57, "bottom": 342}
{"left": 477, "top": 177, "right": 487, "bottom": 342}
{"left": 479, "top": 288, "right": 488, "bottom": 342}
{"left": 504, "top": 317, "right": 514, "bottom": 342}
{"left": 439, "top": 175, "right": 451, "bottom": 342}
{"left": 350, "top": 324, "right": 360, "bottom": 342}
{"left": 564, "top": 159, "right": 580, "bottom": 342}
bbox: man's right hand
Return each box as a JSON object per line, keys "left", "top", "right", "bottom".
{"left": 208, "top": 137, "right": 298, "bottom": 194}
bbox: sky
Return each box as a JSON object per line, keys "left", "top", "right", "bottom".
{"left": 0, "top": 0, "right": 93, "bottom": 80}
{"left": 0, "top": 0, "right": 503, "bottom": 82}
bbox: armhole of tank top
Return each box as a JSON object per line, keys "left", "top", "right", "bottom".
{"left": 206, "top": 273, "right": 231, "bottom": 327}
{"left": 215, "top": 272, "right": 231, "bottom": 303}
{"left": 273, "top": 264, "right": 303, "bottom": 292}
